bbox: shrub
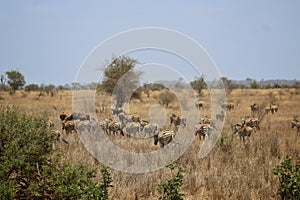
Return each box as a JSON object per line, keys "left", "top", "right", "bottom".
{"left": 99, "top": 166, "right": 113, "bottom": 200}
{"left": 158, "top": 162, "right": 186, "bottom": 200}
{"left": 273, "top": 156, "right": 300, "bottom": 199}
{"left": 0, "top": 105, "right": 113, "bottom": 199}
{"left": 158, "top": 90, "right": 175, "bottom": 108}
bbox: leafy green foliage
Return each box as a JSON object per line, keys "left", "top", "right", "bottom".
{"left": 158, "top": 162, "right": 186, "bottom": 200}
{"left": 273, "top": 156, "right": 300, "bottom": 199}
{"left": 0, "top": 105, "right": 53, "bottom": 198}
{"left": 25, "top": 83, "right": 40, "bottom": 92}
{"left": 99, "top": 166, "right": 113, "bottom": 200}
{"left": 5, "top": 70, "right": 26, "bottom": 93}
{"left": 0, "top": 105, "right": 113, "bottom": 199}
{"left": 101, "top": 56, "right": 141, "bottom": 107}
{"left": 190, "top": 76, "right": 207, "bottom": 96}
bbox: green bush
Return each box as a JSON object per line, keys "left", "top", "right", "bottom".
{"left": 99, "top": 166, "right": 113, "bottom": 200}
{"left": 158, "top": 162, "right": 186, "bottom": 200}
{"left": 273, "top": 156, "right": 300, "bottom": 200}
{"left": 0, "top": 105, "right": 113, "bottom": 199}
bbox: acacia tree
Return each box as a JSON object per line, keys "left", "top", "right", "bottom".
{"left": 101, "top": 56, "right": 141, "bottom": 107}
{"left": 6, "top": 70, "right": 26, "bottom": 93}
{"left": 24, "top": 83, "right": 39, "bottom": 93}
{"left": 190, "top": 76, "right": 207, "bottom": 96}
{"left": 221, "top": 77, "right": 234, "bottom": 95}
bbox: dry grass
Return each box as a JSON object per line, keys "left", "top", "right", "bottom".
{"left": 1, "top": 88, "right": 300, "bottom": 199}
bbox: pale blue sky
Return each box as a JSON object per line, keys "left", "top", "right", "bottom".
{"left": 0, "top": 1, "right": 299, "bottom": 85}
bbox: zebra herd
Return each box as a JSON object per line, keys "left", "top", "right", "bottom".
{"left": 98, "top": 111, "right": 186, "bottom": 147}
{"left": 58, "top": 110, "right": 187, "bottom": 148}
{"left": 56, "top": 100, "right": 298, "bottom": 148}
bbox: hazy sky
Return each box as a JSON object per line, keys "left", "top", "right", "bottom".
{"left": 0, "top": 1, "right": 299, "bottom": 85}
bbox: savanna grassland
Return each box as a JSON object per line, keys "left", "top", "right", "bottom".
{"left": 1, "top": 88, "right": 300, "bottom": 199}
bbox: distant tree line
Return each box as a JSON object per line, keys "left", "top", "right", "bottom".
{"left": 1, "top": 67, "right": 300, "bottom": 98}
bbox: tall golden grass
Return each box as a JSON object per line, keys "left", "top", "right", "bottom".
{"left": 1, "top": 88, "right": 300, "bottom": 199}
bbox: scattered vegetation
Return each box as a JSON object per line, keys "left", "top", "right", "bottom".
{"left": 157, "top": 163, "right": 186, "bottom": 200}
{"left": 0, "top": 64, "right": 300, "bottom": 199}
{"left": 190, "top": 76, "right": 207, "bottom": 96}
{"left": 158, "top": 90, "right": 175, "bottom": 107}
{"left": 273, "top": 156, "right": 300, "bottom": 200}
{"left": 0, "top": 106, "right": 113, "bottom": 199}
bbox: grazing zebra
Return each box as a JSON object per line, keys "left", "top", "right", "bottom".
{"left": 63, "top": 120, "right": 76, "bottom": 135}
{"left": 111, "top": 107, "right": 123, "bottom": 115}
{"left": 59, "top": 112, "right": 68, "bottom": 121}
{"left": 169, "top": 114, "right": 186, "bottom": 127}
{"left": 124, "top": 122, "right": 142, "bottom": 138}
{"left": 131, "top": 113, "right": 141, "bottom": 123}
{"left": 291, "top": 120, "right": 300, "bottom": 134}
{"left": 250, "top": 103, "right": 259, "bottom": 112}
{"left": 99, "top": 118, "right": 110, "bottom": 134}
{"left": 242, "top": 117, "right": 260, "bottom": 130}
{"left": 232, "top": 124, "right": 253, "bottom": 143}
{"left": 221, "top": 103, "right": 234, "bottom": 111}
{"left": 195, "top": 101, "right": 204, "bottom": 110}
{"left": 271, "top": 105, "right": 278, "bottom": 114}
{"left": 216, "top": 111, "right": 225, "bottom": 121}
{"left": 73, "top": 112, "right": 90, "bottom": 121}
{"left": 266, "top": 104, "right": 278, "bottom": 114}
{"left": 118, "top": 112, "right": 132, "bottom": 127}
{"left": 59, "top": 112, "right": 76, "bottom": 134}
{"left": 250, "top": 103, "right": 259, "bottom": 115}
{"left": 142, "top": 123, "right": 160, "bottom": 137}
{"left": 200, "top": 116, "right": 214, "bottom": 126}
{"left": 107, "top": 121, "right": 124, "bottom": 136}
{"left": 194, "top": 124, "right": 213, "bottom": 140}
{"left": 154, "top": 130, "right": 175, "bottom": 148}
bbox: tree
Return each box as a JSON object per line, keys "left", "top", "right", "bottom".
{"left": 158, "top": 90, "right": 175, "bottom": 108}
{"left": 24, "top": 83, "right": 40, "bottom": 93}
{"left": 221, "top": 77, "right": 234, "bottom": 95}
{"left": 250, "top": 80, "right": 260, "bottom": 89}
{"left": 190, "top": 76, "right": 207, "bottom": 96}
{"left": 6, "top": 70, "right": 26, "bottom": 93}
{"left": 101, "top": 56, "right": 141, "bottom": 107}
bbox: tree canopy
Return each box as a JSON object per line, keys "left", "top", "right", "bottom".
{"left": 101, "top": 56, "right": 141, "bottom": 107}
{"left": 190, "top": 76, "right": 207, "bottom": 96}
{"left": 6, "top": 70, "right": 26, "bottom": 93}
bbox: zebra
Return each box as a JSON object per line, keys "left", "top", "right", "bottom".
{"left": 232, "top": 124, "right": 253, "bottom": 143}
{"left": 142, "top": 123, "right": 160, "bottom": 138}
{"left": 154, "top": 130, "right": 175, "bottom": 148}
{"left": 221, "top": 103, "right": 234, "bottom": 111}
{"left": 216, "top": 111, "right": 225, "bottom": 122}
{"left": 194, "top": 124, "right": 213, "bottom": 140}
{"left": 169, "top": 114, "right": 186, "bottom": 127}
{"left": 107, "top": 121, "right": 124, "bottom": 136}
{"left": 242, "top": 117, "right": 260, "bottom": 130}
{"left": 123, "top": 122, "right": 142, "bottom": 138}
{"left": 291, "top": 120, "right": 300, "bottom": 134}
{"left": 195, "top": 101, "right": 204, "bottom": 110}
